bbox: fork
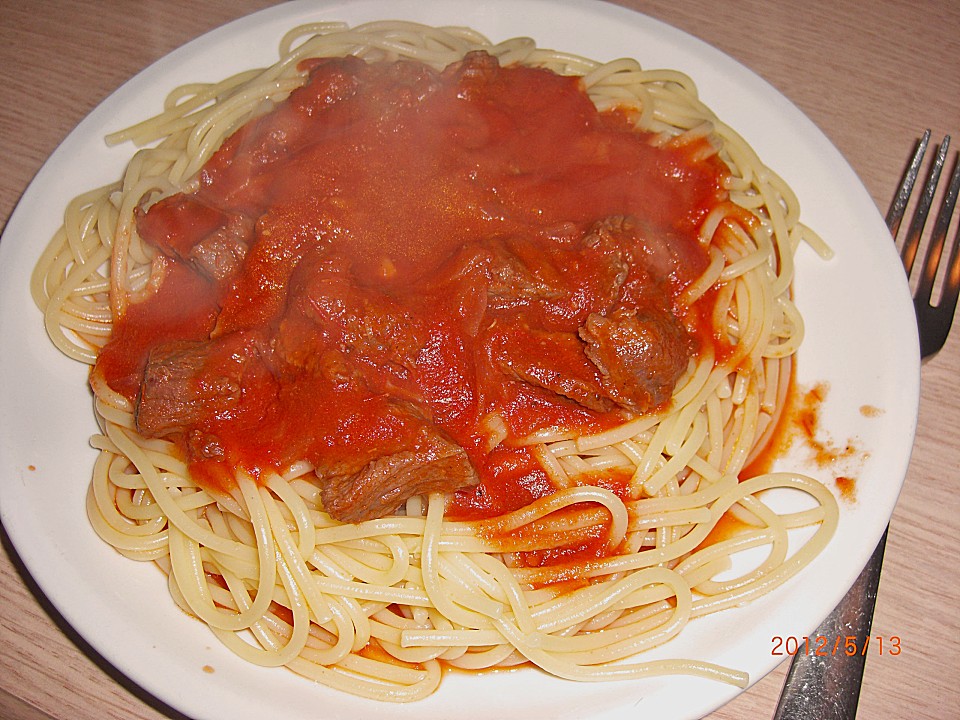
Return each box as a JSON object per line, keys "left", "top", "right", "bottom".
{"left": 773, "top": 130, "right": 960, "bottom": 719}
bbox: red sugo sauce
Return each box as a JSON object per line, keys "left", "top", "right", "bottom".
{"left": 93, "top": 51, "right": 731, "bottom": 559}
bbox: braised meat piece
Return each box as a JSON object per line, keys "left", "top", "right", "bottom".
{"left": 485, "top": 224, "right": 633, "bottom": 328}
{"left": 489, "top": 320, "right": 614, "bottom": 412}
{"left": 277, "top": 254, "right": 426, "bottom": 384}
{"left": 317, "top": 419, "right": 479, "bottom": 523}
{"left": 474, "top": 217, "right": 697, "bottom": 416}
{"left": 417, "top": 243, "right": 493, "bottom": 337}
{"left": 187, "top": 212, "right": 254, "bottom": 281}
{"left": 135, "top": 332, "right": 276, "bottom": 447}
{"left": 304, "top": 276, "right": 423, "bottom": 374}
{"left": 136, "top": 195, "right": 253, "bottom": 282}
{"left": 579, "top": 306, "right": 692, "bottom": 414}
{"left": 576, "top": 216, "right": 634, "bottom": 308}
{"left": 446, "top": 49, "right": 501, "bottom": 90}
{"left": 486, "top": 237, "right": 564, "bottom": 311}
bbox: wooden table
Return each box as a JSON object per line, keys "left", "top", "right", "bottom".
{"left": 1, "top": 1, "right": 957, "bottom": 718}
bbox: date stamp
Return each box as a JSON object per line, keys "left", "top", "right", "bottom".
{"left": 772, "top": 635, "right": 901, "bottom": 657}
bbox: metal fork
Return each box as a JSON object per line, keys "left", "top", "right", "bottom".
{"left": 773, "top": 130, "right": 960, "bottom": 719}
{"left": 894, "top": 132, "right": 960, "bottom": 358}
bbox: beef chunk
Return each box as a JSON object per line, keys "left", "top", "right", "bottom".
{"left": 478, "top": 217, "right": 697, "bottom": 416}
{"left": 418, "top": 243, "right": 492, "bottom": 337}
{"left": 485, "top": 225, "right": 633, "bottom": 327}
{"left": 135, "top": 332, "right": 275, "bottom": 445}
{"left": 279, "top": 255, "right": 426, "bottom": 385}
{"left": 579, "top": 306, "right": 692, "bottom": 414}
{"left": 306, "top": 276, "right": 423, "bottom": 372}
{"left": 486, "top": 238, "right": 564, "bottom": 311}
{"left": 572, "top": 217, "right": 698, "bottom": 413}
{"left": 318, "top": 421, "right": 478, "bottom": 523}
{"left": 137, "top": 195, "right": 254, "bottom": 282}
{"left": 578, "top": 216, "right": 633, "bottom": 305}
{"left": 187, "top": 213, "right": 254, "bottom": 281}
{"left": 489, "top": 320, "right": 614, "bottom": 412}
{"left": 137, "top": 341, "right": 219, "bottom": 438}
{"left": 448, "top": 50, "right": 501, "bottom": 84}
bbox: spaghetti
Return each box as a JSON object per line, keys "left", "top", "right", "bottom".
{"left": 32, "top": 21, "right": 837, "bottom": 702}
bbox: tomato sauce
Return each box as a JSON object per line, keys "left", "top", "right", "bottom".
{"left": 94, "top": 51, "right": 729, "bottom": 529}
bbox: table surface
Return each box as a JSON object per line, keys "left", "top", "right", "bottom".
{"left": 1, "top": 1, "right": 958, "bottom": 719}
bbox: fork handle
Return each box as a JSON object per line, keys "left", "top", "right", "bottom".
{"left": 772, "top": 529, "right": 888, "bottom": 719}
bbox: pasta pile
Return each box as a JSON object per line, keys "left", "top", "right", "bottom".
{"left": 31, "top": 21, "right": 836, "bottom": 701}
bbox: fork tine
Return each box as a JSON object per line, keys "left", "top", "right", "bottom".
{"left": 939, "top": 199, "right": 960, "bottom": 314}
{"left": 901, "top": 134, "right": 949, "bottom": 276}
{"left": 915, "top": 141, "right": 960, "bottom": 305}
{"left": 886, "top": 129, "right": 930, "bottom": 238}
{"left": 941, "top": 213, "right": 960, "bottom": 317}
{"left": 914, "top": 143, "right": 960, "bottom": 359}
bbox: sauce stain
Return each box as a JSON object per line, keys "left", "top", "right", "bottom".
{"left": 834, "top": 475, "right": 857, "bottom": 502}
{"left": 742, "top": 379, "right": 871, "bottom": 504}
{"left": 796, "top": 383, "right": 859, "bottom": 468}
{"left": 859, "top": 404, "right": 883, "bottom": 418}
{"left": 697, "top": 511, "right": 755, "bottom": 550}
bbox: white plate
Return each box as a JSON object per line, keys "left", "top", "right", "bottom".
{"left": 0, "top": 1, "right": 920, "bottom": 718}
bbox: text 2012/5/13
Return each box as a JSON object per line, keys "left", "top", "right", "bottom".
{"left": 771, "top": 635, "right": 902, "bottom": 657}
